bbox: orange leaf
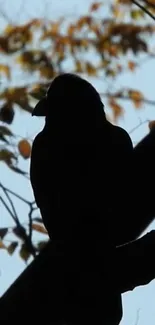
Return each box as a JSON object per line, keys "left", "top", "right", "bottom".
{"left": 32, "top": 223, "right": 48, "bottom": 234}
{"left": 90, "top": 2, "right": 102, "bottom": 12}
{"left": 128, "top": 61, "right": 136, "bottom": 71}
{"left": 128, "top": 90, "right": 144, "bottom": 108}
{"left": 109, "top": 98, "right": 124, "bottom": 121}
{"left": 18, "top": 139, "right": 31, "bottom": 159}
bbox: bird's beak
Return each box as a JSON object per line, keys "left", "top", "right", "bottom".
{"left": 32, "top": 97, "right": 47, "bottom": 116}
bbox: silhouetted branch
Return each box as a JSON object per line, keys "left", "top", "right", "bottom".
{"left": 131, "top": 0, "right": 155, "bottom": 20}
{"left": 0, "top": 197, "right": 16, "bottom": 222}
{"left": 139, "top": 0, "right": 155, "bottom": 9}
{"left": 0, "top": 183, "right": 18, "bottom": 222}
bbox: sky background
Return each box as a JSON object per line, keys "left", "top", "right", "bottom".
{"left": 1, "top": 1, "right": 155, "bottom": 324}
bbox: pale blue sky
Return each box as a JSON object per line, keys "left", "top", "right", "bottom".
{"left": 1, "top": 1, "right": 155, "bottom": 324}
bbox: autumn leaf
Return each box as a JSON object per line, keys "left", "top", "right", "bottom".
{"left": 18, "top": 139, "right": 31, "bottom": 159}
{"left": 0, "top": 241, "right": 6, "bottom": 249}
{"left": 0, "top": 228, "right": 8, "bottom": 239}
{"left": 131, "top": 9, "right": 145, "bottom": 20}
{"left": 128, "top": 61, "right": 136, "bottom": 71}
{"left": 109, "top": 98, "right": 124, "bottom": 121}
{"left": 19, "top": 244, "right": 31, "bottom": 262}
{"left": 128, "top": 90, "right": 144, "bottom": 108}
{"left": 0, "top": 65, "right": 10, "bottom": 78}
{"left": 90, "top": 2, "right": 102, "bottom": 12}
{"left": 0, "top": 149, "right": 17, "bottom": 166}
{"left": 7, "top": 242, "right": 18, "bottom": 255}
{"left": 13, "top": 226, "right": 27, "bottom": 240}
{"left": 75, "top": 60, "right": 83, "bottom": 73}
{"left": 85, "top": 62, "right": 97, "bottom": 76}
{"left": 0, "top": 103, "right": 14, "bottom": 124}
{"left": 0, "top": 125, "right": 13, "bottom": 143}
{"left": 32, "top": 223, "right": 48, "bottom": 234}
{"left": 148, "top": 120, "right": 155, "bottom": 131}
{"left": 39, "top": 65, "right": 54, "bottom": 79}
{"left": 29, "top": 85, "right": 47, "bottom": 100}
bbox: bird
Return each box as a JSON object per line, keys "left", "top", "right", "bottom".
{"left": 30, "top": 73, "right": 155, "bottom": 325}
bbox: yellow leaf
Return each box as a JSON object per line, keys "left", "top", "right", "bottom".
{"left": 0, "top": 65, "right": 10, "bottom": 78}
{"left": 131, "top": 9, "right": 144, "bottom": 20}
{"left": 75, "top": 60, "right": 83, "bottom": 73}
{"left": 32, "top": 223, "right": 48, "bottom": 234}
{"left": 18, "top": 139, "right": 31, "bottom": 159}
{"left": 148, "top": 120, "right": 155, "bottom": 131}
{"left": 90, "top": 2, "right": 102, "bottom": 12}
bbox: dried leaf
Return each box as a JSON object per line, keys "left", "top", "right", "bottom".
{"left": 85, "top": 62, "right": 97, "bottom": 76}
{"left": 109, "top": 98, "right": 124, "bottom": 120}
{"left": 131, "top": 9, "right": 144, "bottom": 20}
{"left": 148, "top": 120, "right": 155, "bottom": 131}
{"left": 19, "top": 244, "right": 31, "bottom": 262}
{"left": 128, "top": 90, "right": 144, "bottom": 108}
{"left": 0, "top": 228, "right": 8, "bottom": 239}
{"left": 13, "top": 226, "right": 27, "bottom": 240}
{"left": 32, "top": 223, "right": 48, "bottom": 234}
{"left": 0, "top": 65, "right": 10, "bottom": 78}
{"left": 0, "top": 125, "right": 13, "bottom": 143}
{"left": 0, "top": 103, "right": 14, "bottom": 124}
{"left": 90, "top": 2, "right": 102, "bottom": 12}
{"left": 75, "top": 60, "right": 83, "bottom": 73}
{"left": 128, "top": 61, "right": 136, "bottom": 71}
{"left": 39, "top": 65, "right": 54, "bottom": 79}
{"left": 0, "top": 149, "right": 17, "bottom": 165}
{"left": 7, "top": 242, "right": 18, "bottom": 255}
{"left": 0, "top": 241, "right": 6, "bottom": 249}
{"left": 18, "top": 139, "right": 31, "bottom": 159}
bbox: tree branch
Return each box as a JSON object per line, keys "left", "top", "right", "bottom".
{"left": 131, "top": 0, "right": 155, "bottom": 20}
{"left": 101, "top": 91, "right": 155, "bottom": 106}
{"left": 139, "top": 0, "right": 155, "bottom": 9}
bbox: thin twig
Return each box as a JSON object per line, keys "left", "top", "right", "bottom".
{"left": 0, "top": 197, "right": 16, "bottom": 222}
{"left": 28, "top": 204, "right": 33, "bottom": 241}
{"left": 1, "top": 185, "right": 18, "bottom": 221}
{"left": 0, "top": 183, "right": 32, "bottom": 205}
{"left": 129, "top": 119, "right": 149, "bottom": 134}
{"left": 131, "top": 0, "right": 155, "bottom": 20}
